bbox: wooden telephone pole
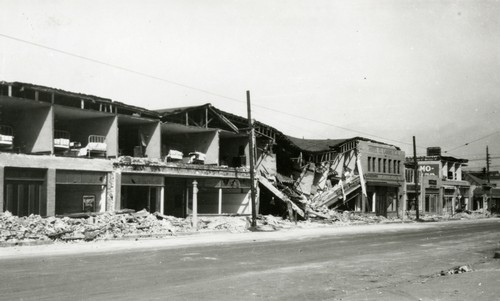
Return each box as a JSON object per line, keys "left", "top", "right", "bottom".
{"left": 247, "top": 91, "right": 257, "bottom": 227}
{"left": 413, "top": 136, "right": 420, "bottom": 220}
{"left": 486, "top": 146, "right": 491, "bottom": 184}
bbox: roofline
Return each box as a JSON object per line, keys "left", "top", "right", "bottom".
{"left": 0, "top": 81, "right": 160, "bottom": 118}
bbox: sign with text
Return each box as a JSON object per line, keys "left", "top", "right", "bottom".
{"left": 419, "top": 164, "right": 439, "bottom": 176}
{"left": 82, "top": 195, "right": 96, "bottom": 212}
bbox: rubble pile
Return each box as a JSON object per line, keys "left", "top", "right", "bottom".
{"left": 440, "top": 265, "right": 472, "bottom": 276}
{"left": 197, "top": 216, "right": 250, "bottom": 233}
{"left": 0, "top": 210, "right": 193, "bottom": 243}
{"left": 259, "top": 215, "right": 296, "bottom": 230}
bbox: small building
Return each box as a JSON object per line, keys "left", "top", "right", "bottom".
{"left": 463, "top": 171, "right": 500, "bottom": 213}
{"left": 405, "top": 147, "right": 470, "bottom": 215}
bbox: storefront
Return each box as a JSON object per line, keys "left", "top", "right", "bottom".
{"left": 185, "top": 178, "right": 252, "bottom": 216}
{"left": 120, "top": 173, "right": 164, "bottom": 213}
{"left": 4, "top": 167, "right": 46, "bottom": 216}
{"left": 55, "top": 170, "right": 108, "bottom": 214}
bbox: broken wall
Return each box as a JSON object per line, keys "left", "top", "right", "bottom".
{"left": 219, "top": 136, "right": 249, "bottom": 167}
{"left": 62, "top": 115, "right": 118, "bottom": 157}
{"left": 10, "top": 106, "right": 53, "bottom": 153}
{"left": 142, "top": 122, "right": 161, "bottom": 159}
{"left": 164, "top": 130, "right": 219, "bottom": 165}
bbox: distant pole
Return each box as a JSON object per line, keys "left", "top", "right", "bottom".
{"left": 486, "top": 146, "right": 490, "bottom": 184}
{"left": 247, "top": 91, "right": 257, "bottom": 227}
{"left": 413, "top": 136, "right": 420, "bottom": 220}
{"left": 486, "top": 146, "right": 491, "bottom": 212}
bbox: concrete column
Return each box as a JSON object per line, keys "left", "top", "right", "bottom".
{"left": 218, "top": 188, "right": 222, "bottom": 215}
{"left": 438, "top": 187, "right": 444, "bottom": 215}
{"left": 99, "top": 185, "right": 106, "bottom": 213}
{"left": 192, "top": 180, "right": 198, "bottom": 230}
{"left": 361, "top": 193, "right": 366, "bottom": 213}
{"left": 402, "top": 185, "right": 408, "bottom": 220}
{"left": 372, "top": 192, "right": 376, "bottom": 213}
{"left": 160, "top": 186, "right": 165, "bottom": 214}
{"left": 113, "top": 171, "right": 121, "bottom": 211}
{"left": 0, "top": 166, "right": 4, "bottom": 213}
{"left": 46, "top": 168, "right": 56, "bottom": 216}
{"left": 451, "top": 190, "right": 456, "bottom": 216}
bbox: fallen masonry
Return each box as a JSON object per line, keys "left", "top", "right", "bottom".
{"left": 0, "top": 210, "right": 251, "bottom": 244}
{"left": 0, "top": 209, "right": 492, "bottom": 246}
{"left": 440, "top": 265, "right": 472, "bottom": 276}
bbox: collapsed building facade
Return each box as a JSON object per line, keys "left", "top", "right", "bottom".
{"left": 0, "top": 81, "right": 407, "bottom": 220}
{"left": 0, "top": 82, "right": 257, "bottom": 218}
{"left": 258, "top": 136, "right": 406, "bottom": 218}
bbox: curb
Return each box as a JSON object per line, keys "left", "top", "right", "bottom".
{"left": 0, "top": 240, "right": 54, "bottom": 248}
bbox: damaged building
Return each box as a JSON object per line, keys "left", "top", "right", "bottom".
{"left": 258, "top": 135, "right": 406, "bottom": 218}
{"left": 0, "top": 81, "right": 408, "bottom": 221}
{"left": 0, "top": 82, "right": 258, "bottom": 218}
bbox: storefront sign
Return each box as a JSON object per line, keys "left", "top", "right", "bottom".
{"left": 364, "top": 173, "right": 404, "bottom": 182}
{"left": 419, "top": 164, "right": 439, "bottom": 176}
{"left": 82, "top": 195, "right": 96, "bottom": 212}
{"left": 367, "top": 145, "right": 403, "bottom": 157}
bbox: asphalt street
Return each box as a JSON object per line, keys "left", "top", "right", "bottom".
{"left": 1, "top": 219, "right": 499, "bottom": 300}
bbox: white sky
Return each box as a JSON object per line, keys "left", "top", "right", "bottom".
{"left": 1, "top": 0, "right": 500, "bottom": 170}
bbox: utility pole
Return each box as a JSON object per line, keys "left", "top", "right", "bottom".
{"left": 247, "top": 90, "right": 257, "bottom": 227}
{"left": 486, "top": 146, "right": 491, "bottom": 184}
{"left": 413, "top": 136, "right": 420, "bottom": 220}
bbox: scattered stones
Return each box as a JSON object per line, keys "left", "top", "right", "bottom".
{"left": 440, "top": 265, "right": 472, "bottom": 276}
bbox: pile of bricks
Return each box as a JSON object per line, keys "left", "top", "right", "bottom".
{"left": 0, "top": 210, "right": 193, "bottom": 243}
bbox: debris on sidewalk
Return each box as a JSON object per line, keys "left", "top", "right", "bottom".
{"left": 0, "top": 210, "right": 190, "bottom": 244}
{"left": 440, "top": 265, "right": 472, "bottom": 276}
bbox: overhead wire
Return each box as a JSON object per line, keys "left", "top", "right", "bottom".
{"left": 0, "top": 32, "right": 430, "bottom": 149}
{"left": 443, "top": 131, "right": 500, "bottom": 153}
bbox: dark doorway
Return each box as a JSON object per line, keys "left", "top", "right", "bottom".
{"left": 5, "top": 181, "right": 44, "bottom": 216}
{"left": 164, "top": 178, "right": 186, "bottom": 217}
{"left": 121, "top": 186, "right": 159, "bottom": 212}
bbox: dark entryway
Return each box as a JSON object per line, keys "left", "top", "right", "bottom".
{"left": 121, "top": 186, "right": 160, "bottom": 212}
{"left": 4, "top": 168, "right": 46, "bottom": 216}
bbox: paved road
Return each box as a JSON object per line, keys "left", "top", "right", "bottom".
{"left": 1, "top": 219, "right": 499, "bottom": 300}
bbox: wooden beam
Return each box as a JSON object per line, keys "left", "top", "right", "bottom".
{"left": 205, "top": 108, "right": 208, "bottom": 128}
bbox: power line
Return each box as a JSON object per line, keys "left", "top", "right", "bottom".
{"left": 443, "top": 131, "right": 500, "bottom": 153}
{"left": 0, "top": 33, "right": 242, "bottom": 105}
{"left": 0, "top": 32, "right": 421, "bottom": 148}
{"left": 252, "top": 104, "right": 418, "bottom": 147}
{"left": 467, "top": 156, "right": 500, "bottom": 161}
